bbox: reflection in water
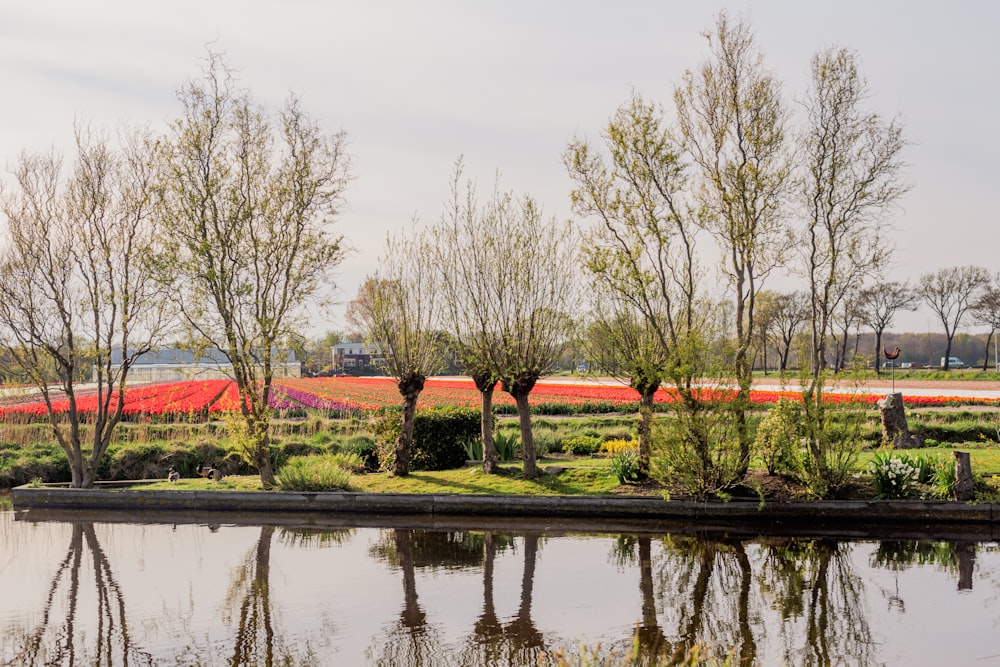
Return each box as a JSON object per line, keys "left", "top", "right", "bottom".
{"left": 4, "top": 522, "right": 151, "bottom": 665}
{"left": 2, "top": 512, "right": 997, "bottom": 666}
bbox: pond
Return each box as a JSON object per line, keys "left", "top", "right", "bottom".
{"left": 1, "top": 509, "right": 998, "bottom": 665}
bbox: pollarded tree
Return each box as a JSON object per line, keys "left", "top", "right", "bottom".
{"left": 674, "top": 12, "right": 792, "bottom": 471}
{"left": 565, "top": 92, "right": 706, "bottom": 481}
{"left": 797, "top": 46, "right": 908, "bottom": 488}
{"left": 157, "top": 54, "right": 351, "bottom": 488}
{"left": 489, "top": 198, "right": 578, "bottom": 479}
{"left": 347, "top": 227, "right": 443, "bottom": 477}
{"left": 0, "top": 126, "right": 170, "bottom": 488}
{"left": 971, "top": 273, "right": 1000, "bottom": 372}
{"left": 856, "top": 281, "right": 917, "bottom": 374}
{"left": 433, "top": 162, "right": 507, "bottom": 474}
{"left": 919, "top": 265, "right": 989, "bottom": 371}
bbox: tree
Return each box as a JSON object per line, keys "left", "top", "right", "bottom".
{"left": 0, "top": 126, "right": 169, "bottom": 488}
{"left": 971, "top": 273, "right": 1000, "bottom": 372}
{"left": 756, "top": 291, "right": 809, "bottom": 372}
{"left": 919, "top": 265, "right": 989, "bottom": 370}
{"left": 674, "top": 12, "right": 791, "bottom": 471}
{"left": 797, "top": 46, "right": 907, "bottom": 488}
{"left": 856, "top": 281, "right": 917, "bottom": 374}
{"left": 432, "top": 163, "right": 508, "bottom": 474}
{"left": 565, "top": 92, "right": 701, "bottom": 479}
{"left": 347, "top": 228, "right": 443, "bottom": 476}
{"left": 490, "top": 200, "right": 578, "bottom": 479}
{"left": 157, "top": 54, "right": 351, "bottom": 488}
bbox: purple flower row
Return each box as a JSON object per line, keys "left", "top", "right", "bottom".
{"left": 269, "top": 384, "right": 358, "bottom": 413}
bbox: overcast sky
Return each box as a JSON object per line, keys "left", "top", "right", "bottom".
{"left": 2, "top": 1, "right": 998, "bottom": 337}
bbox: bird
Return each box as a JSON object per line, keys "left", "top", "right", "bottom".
{"left": 167, "top": 467, "right": 180, "bottom": 483}
{"left": 196, "top": 463, "right": 223, "bottom": 482}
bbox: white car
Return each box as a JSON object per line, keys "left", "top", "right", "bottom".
{"left": 940, "top": 356, "right": 967, "bottom": 369}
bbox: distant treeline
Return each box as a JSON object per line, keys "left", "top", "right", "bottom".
{"left": 757, "top": 331, "right": 998, "bottom": 371}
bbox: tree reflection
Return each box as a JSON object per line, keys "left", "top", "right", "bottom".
{"left": 4, "top": 521, "right": 151, "bottom": 665}
{"left": 504, "top": 532, "right": 547, "bottom": 663}
{"left": 367, "top": 528, "right": 484, "bottom": 665}
{"left": 870, "top": 539, "right": 978, "bottom": 599}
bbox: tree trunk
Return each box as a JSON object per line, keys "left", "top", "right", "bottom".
{"left": 953, "top": 450, "right": 974, "bottom": 501}
{"left": 982, "top": 330, "right": 994, "bottom": 372}
{"left": 876, "top": 393, "right": 920, "bottom": 448}
{"left": 636, "top": 389, "right": 655, "bottom": 479}
{"left": 514, "top": 392, "right": 537, "bottom": 478}
{"left": 873, "top": 330, "right": 883, "bottom": 375}
{"left": 480, "top": 386, "right": 497, "bottom": 474}
{"left": 395, "top": 389, "right": 420, "bottom": 476}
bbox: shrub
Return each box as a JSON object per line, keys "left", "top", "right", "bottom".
{"left": 372, "top": 406, "right": 480, "bottom": 471}
{"left": 562, "top": 435, "right": 600, "bottom": 456}
{"left": 345, "top": 434, "right": 379, "bottom": 472}
{"left": 867, "top": 452, "right": 918, "bottom": 499}
{"left": 277, "top": 454, "right": 354, "bottom": 491}
{"left": 754, "top": 399, "right": 804, "bottom": 476}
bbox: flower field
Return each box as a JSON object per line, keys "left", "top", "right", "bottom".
{"left": 0, "top": 376, "right": 996, "bottom": 421}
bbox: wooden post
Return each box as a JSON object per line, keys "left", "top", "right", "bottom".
{"left": 953, "top": 450, "right": 974, "bottom": 501}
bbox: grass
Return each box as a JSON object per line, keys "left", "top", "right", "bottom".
{"left": 139, "top": 459, "right": 623, "bottom": 496}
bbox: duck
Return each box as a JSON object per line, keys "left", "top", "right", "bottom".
{"left": 167, "top": 467, "right": 180, "bottom": 483}
{"left": 196, "top": 463, "right": 223, "bottom": 482}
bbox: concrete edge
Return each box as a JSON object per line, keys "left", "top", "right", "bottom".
{"left": 11, "top": 485, "right": 997, "bottom": 525}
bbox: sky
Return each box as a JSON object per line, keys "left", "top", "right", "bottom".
{"left": 1, "top": 1, "right": 998, "bottom": 337}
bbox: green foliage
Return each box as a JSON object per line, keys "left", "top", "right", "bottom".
{"left": 463, "top": 437, "right": 483, "bottom": 461}
{"left": 276, "top": 454, "right": 355, "bottom": 491}
{"left": 867, "top": 452, "right": 918, "bottom": 499}
{"left": 651, "top": 408, "right": 745, "bottom": 499}
{"left": 754, "top": 399, "right": 805, "bottom": 476}
{"left": 343, "top": 434, "right": 379, "bottom": 472}
{"left": 493, "top": 430, "right": 519, "bottom": 461}
{"left": 562, "top": 435, "right": 600, "bottom": 456}
{"left": 610, "top": 450, "right": 641, "bottom": 484}
{"left": 932, "top": 457, "right": 956, "bottom": 499}
{"left": 372, "top": 406, "right": 480, "bottom": 472}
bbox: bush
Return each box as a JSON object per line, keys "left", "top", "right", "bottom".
{"left": 372, "top": 406, "right": 480, "bottom": 471}
{"left": 277, "top": 454, "right": 354, "bottom": 491}
{"left": 562, "top": 435, "right": 600, "bottom": 456}
{"left": 754, "top": 399, "right": 804, "bottom": 476}
{"left": 345, "top": 434, "right": 379, "bottom": 472}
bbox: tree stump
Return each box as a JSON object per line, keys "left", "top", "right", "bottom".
{"left": 876, "top": 393, "right": 922, "bottom": 448}
{"left": 953, "top": 450, "right": 974, "bottom": 502}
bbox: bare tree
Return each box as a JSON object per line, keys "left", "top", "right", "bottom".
{"left": 919, "top": 265, "right": 989, "bottom": 370}
{"left": 491, "top": 200, "right": 578, "bottom": 479}
{"left": 674, "top": 12, "right": 791, "bottom": 470}
{"left": 0, "top": 126, "right": 169, "bottom": 488}
{"left": 797, "top": 46, "right": 908, "bottom": 488}
{"left": 757, "top": 291, "right": 809, "bottom": 373}
{"left": 156, "top": 54, "right": 351, "bottom": 488}
{"left": 565, "top": 92, "right": 701, "bottom": 479}
{"left": 971, "top": 273, "right": 1000, "bottom": 372}
{"left": 856, "top": 281, "right": 917, "bottom": 374}
{"left": 347, "top": 227, "right": 442, "bottom": 476}
{"left": 432, "top": 162, "right": 507, "bottom": 474}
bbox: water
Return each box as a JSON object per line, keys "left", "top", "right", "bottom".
{"left": 2, "top": 510, "right": 999, "bottom": 666}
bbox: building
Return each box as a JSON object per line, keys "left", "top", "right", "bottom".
{"left": 106, "top": 347, "right": 301, "bottom": 383}
{"left": 332, "top": 342, "right": 383, "bottom": 373}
